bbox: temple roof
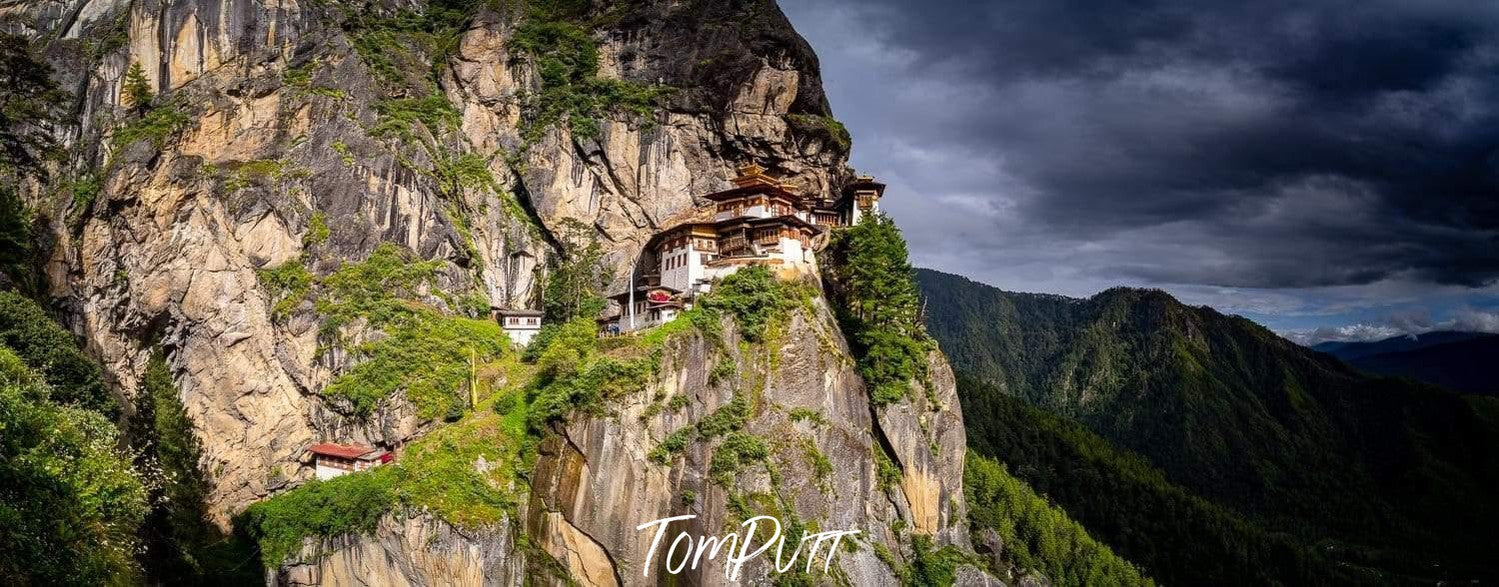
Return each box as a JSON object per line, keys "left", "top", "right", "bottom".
{"left": 491, "top": 307, "right": 544, "bottom": 317}
{"left": 307, "top": 442, "right": 384, "bottom": 460}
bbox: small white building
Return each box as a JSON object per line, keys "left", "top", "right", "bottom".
{"left": 493, "top": 308, "right": 544, "bottom": 346}
{"left": 304, "top": 443, "right": 391, "bottom": 480}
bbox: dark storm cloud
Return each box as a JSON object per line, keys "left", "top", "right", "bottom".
{"left": 783, "top": 0, "right": 1499, "bottom": 290}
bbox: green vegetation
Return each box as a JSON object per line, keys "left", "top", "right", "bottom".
{"left": 239, "top": 467, "right": 399, "bottom": 567}
{"left": 1, "top": 34, "right": 67, "bottom": 292}
{"left": 699, "top": 265, "right": 812, "bottom": 343}
{"left": 111, "top": 101, "right": 191, "bottom": 151}
{"left": 787, "top": 113, "right": 851, "bottom": 152}
{"left": 222, "top": 158, "right": 310, "bottom": 192}
{"left": 370, "top": 94, "right": 461, "bottom": 143}
{"left": 129, "top": 350, "right": 260, "bottom": 583}
{"left": 965, "top": 452, "right": 1152, "bottom": 585}
{"left": 305, "top": 212, "right": 331, "bottom": 247}
{"left": 241, "top": 356, "right": 534, "bottom": 568}
{"left": 823, "top": 215, "right": 931, "bottom": 406}
{"left": 339, "top": 0, "right": 480, "bottom": 92}
{"left": 258, "top": 243, "right": 507, "bottom": 418}
{"left": 787, "top": 407, "right": 826, "bottom": 426}
{"left": 324, "top": 311, "right": 508, "bottom": 418}
{"left": 0, "top": 33, "right": 68, "bottom": 179}
{"left": 526, "top": 317, "right": 653, "bottom": 433}
{"left": 311, "top": 244, "right": 504, "bottom": 418}
{"left": 0, "top": 334, "right": 145, "bottom": 584}
{"left": 59, "top": 172, "right": 102, "bottom": 227}
{"left": 872, "top": 443, "right": 901, "bottom": 491}
{"left": 0, "top": 291, "right": 116, "bottom": 416}
{"left": 257, "top": 258, "right": 314, "bottom": 318}
{"left": 957, "top": 378, "right": 1332, "bottom": 584}
{"left": 510, "top": 17, "right": 669, "bottom": 143}
{"left": 122, "top": 62, "right": 154, "bottom": 112}
{"left": 0, "top": 187, "right": 35, "bottom": 293}
{"left": 919, "top": 268, "right": 1499, "bottom": 582}
{"left": 331, "top": 139, "right": 355, "bottom": 166}
{"left": 868, "top": 533, "right": 972, "bottom": 587}
{"left": 542, "top": 218, "right": 607, "bottom": 324}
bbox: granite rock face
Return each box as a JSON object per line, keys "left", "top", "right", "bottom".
{"left": 525, "top": 291, "right": 976, "bottom": 585}
{"left": 10, "top": 0, "right": 991, "bottom": 584}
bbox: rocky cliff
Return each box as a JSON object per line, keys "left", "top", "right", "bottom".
{"left": 7, "top": 0, "right": 986, "bottom": 584}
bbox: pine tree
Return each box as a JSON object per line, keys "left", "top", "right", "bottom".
{"left": 128, "top": 349, "right": 259, "bottom": 582}
{"left": 0, "top": 32, "right": 67, "bottom": 179}
{"left": 543, "top": 217, "right": 606, "bottom": 323}
{"left": 122, "top": 62, "right": 154, "bottom": 113}
{"left": 822, "top": 213, "right": 931, "bottom": 405}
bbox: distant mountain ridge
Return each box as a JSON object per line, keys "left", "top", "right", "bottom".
{"left": 915, "top": 268, "right": 1499, "bottom": 583}
{"left": 1314, "top": 331, "right": 1499, "bottom": 395}
{"left": 1311, "top": 330, "right": 1487, "bottom": 359}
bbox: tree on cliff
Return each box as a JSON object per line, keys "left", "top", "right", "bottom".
{"left": 0, "top": 33, "right": 66, "bottom": 179}
{"left": 543, "top": 217, "right": 606, "bottom": 323}
{"left": 122, "top": 62, "right": 154, "bottom": 113}
{"left": 0, "top": 33, "right": 68, "bottom": 293}
{"left": 129, "top": 349, "right": 260, "bottom": 583}
{"left": 822, "top": 214, "right": 931, "bottom": 405}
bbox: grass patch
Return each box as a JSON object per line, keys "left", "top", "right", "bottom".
{"left": 111, "top": 102, "right": 191, "bottom": 151}
{"left": 257, "top": 259, "right": 313, "bottom": 319}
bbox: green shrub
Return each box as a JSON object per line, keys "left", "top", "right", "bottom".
{"left": 695, "top": 392, "right": 750, "bottom": 439}
{"left": 112, "top": 102, "right": 191, "bottom": 150}
{"left": 708, "top": 432, "right": 770, "bottom": 486}
{"left": 238, "top": 469, "right": 399, "bottom": 567}
{"left": 787, "top": 113, "right": 852, "bottom": 152}
{"left": 648, "top": 428, "right": 690, "bottom": 465}
{"left": 700, "top": 266, "right": 805, "bottom": 343}
{"left": 316, "top": 243, "right": 443, "bottom": 328}
{"left": 257, "top": 259, "right": 313, "bottom": 318}
{"left": 369, "top": 94, "right": 460, "bottom": 143}
{"left": 322, "top": 312, "right": 507, "bottom": 418}
{"left": 304, "top": 212, "right": 330, "bottom": 247}
{"left": 510, "top": 18, "right": 668, "bottom": 143}
{"left": 0, "top": 355, "right": 146, "bottom": 584}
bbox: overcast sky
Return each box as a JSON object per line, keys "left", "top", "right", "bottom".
{"left": 781, "top": 0, "right": 1499, "bottom": 344}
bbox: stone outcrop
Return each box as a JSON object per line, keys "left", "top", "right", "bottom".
{"left": 524, "top": 294, "right": 976, "bottom": 585}
{"left": 278, "top": 514, "right": 522, "bottom": 587}
{"left": 9, "top": 0, "right": 995, "bottom": 584}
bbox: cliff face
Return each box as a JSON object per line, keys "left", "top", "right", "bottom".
{"left": 279, "top": 288, "right": 976, "bottom": 585}
{"left": 523, "top": 292, "right": 972, "bottom": 585}
{"left": 10, "top": 0, "right": 981, "bottom": 584}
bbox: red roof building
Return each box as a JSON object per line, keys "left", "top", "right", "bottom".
{"left": 304, "top": 442, "right": 391, "bottom": 479}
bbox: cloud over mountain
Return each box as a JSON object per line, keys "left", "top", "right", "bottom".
{"left": 784, "top": 0, "right": 1499, "bottom": 303}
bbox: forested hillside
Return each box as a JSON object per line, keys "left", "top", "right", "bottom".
{"left": 918, "top": 268, "right": 1499, "bottom": 583}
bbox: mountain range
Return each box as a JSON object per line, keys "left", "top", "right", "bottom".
{"left": 916, "top": 268, "right": 1499, "bottom": 584}
{"left": 1314, "top": 331, "right": 1499, "bottom": 396}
